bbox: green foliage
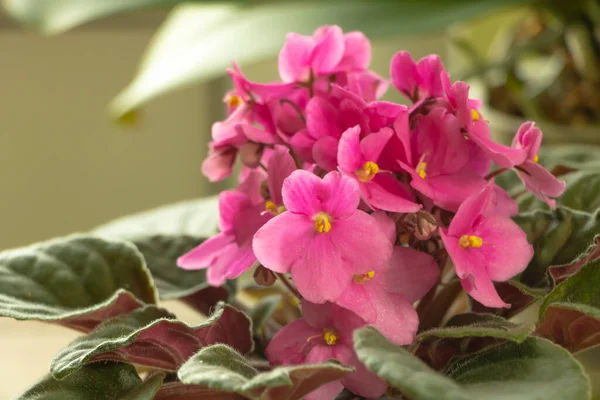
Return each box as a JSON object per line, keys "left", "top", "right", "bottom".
{"left": 178, "top": 344, "right": 353, "bottom": 400}
{"left": 355, "top": 327, "right": 590, "bottom": 400}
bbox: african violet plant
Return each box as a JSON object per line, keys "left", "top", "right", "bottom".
{"left": 8, "top": 25, "right": 600, "bottom": 400}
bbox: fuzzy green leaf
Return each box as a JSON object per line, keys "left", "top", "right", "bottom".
{"left": 247, "top": 294, "right": 281, "bottom": 334}
{"left": 178, "top": 344, "right": 353, "bottom": 400}
{"left": 18, "top": 362, "right": 163, "bottom": 400}
{"left": 51, "top": 303, "right": 253, "bottom": 379}
{"left": 354, "top": 327, "right": 590, "bottom": 400}
{"left": 0, "top": 235, "right": 156, "bottom": 331}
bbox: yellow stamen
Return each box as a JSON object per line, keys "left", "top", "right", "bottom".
{"left": 459, "top": 234, "right": 483, "bottom": 249}
{"left": 265, "top": 200, "right": 286, "bottom": 216}
{"left": 416, "top": 161, "right": 427, "bottom": 179}
{"left": 471, "top": 109, "right": 481, "bottom": 122}
{"left": 353, "top": 271, "right": 375, "bottom": 284}
{"left": 533, "top": 155, "right": 539, "bottom": 163}
{"left": 356, "top": 161, "right": 379, "bottom": 182}
{"left": 226, "top": 94, "right": 243, "bottom": 109}
{"left": 313, "top": 212, "right": 332, "bottom": 233}
{"left": 323, "top": 329, "right": 338, "bottom": 345}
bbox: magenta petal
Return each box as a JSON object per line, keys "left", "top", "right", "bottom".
{"left": 335, "top": 283, "right": 377, "bottom": 324}
{"left": 440, "top": 228, "right": 481, "bottom": 281}
{"left": 253, "top": 212, "right": 314, "bottom": 274}
{"left": 331, "top": 212, "right": 393, "bottom": 274}
{"left": 345, "top": 70, "right": 389, "bottom": 102}
{"left": 206, "top": 244, "right": 255, "bottom": 286}
{"left": 512, "top": 121, "right": 542, "bottom": 159}
{"left": 267, "top": 146, "right": 297, "bottom": 206}
{"left": 384, "top": 246, "right": 439, "bottom": 303}
{"left": 218, "top": 190, "right": 252, "bottom": 232}
{"left": 338, "top": 31, "right": 371, "bottom": 71}
{"left": 417, "top": 54, "right": 444, "bottom": 97}
{"left": 322, "top": 171, "right": 361, "bottom": 218}
{"left": 469, "top": 121, "right": 528, "bottom": 168}
{"left": 447, "top": 182, "right": 496, "bottom": 237}
{"left": 177, "top": 234, "right": 232, "bottom": 270}
{"left": 337, "top": 125, "right": 363, "bottom": 174}
{"left": 302, "top": 300, "right": 333, "bottom": 330}
{"left": 390, "top": 51, "right": 418, "bottom": 98}
{"left": 310, "top": 25, "right": 345, "bottom": 75}
{"left": 371, "top": 211, "right": 396, "bottom": 244}
{"left": 518, "top": 161, "right": 566, "bottom": 208}
{"left": 278, "top": 33, "right": 313, "bottom": 83}
{"left": 306, "top": 97, "right": 340, "bottom": 139}
{"left": 476, "top": 215, "right": 534, "bottom": 282}
{"left": 291, "top": 234, "right": 353, "bottom": 303}
{"left": 289, "top": 129, "right": 317, "bottom": 163}
{"left": 365, "top": 287, "right": 418, "bottom": 345}
{"left": 426, "top": 172, "right": 488, "bottom": 212}
{"left": 360, "top": 128, "right": 393, "bottom": 162}
{"left": 363, "top": 174, "right": 421, "bottom": 213}
{"left": 201, "top": 149, "right": 236, "bottom": 182}
{"left": 493, "top": 184, "right": 519, "bottom": 217}
{"left": 265, "top": 318, "right": 320, "bottom": 365}
{"left": 341, "top": 350, "right": 388, "bottom": 399}
{"left": 305, "top": 381, "right": 345, "bottom": 400}
{"left": 282, "top": 170, "right": 324, "bottom": 215}
{"left": 460, "top": 271, "right": 510, "bottom": 309}
{"left": 313, "top": 136, "right": 340, "bottom": 171}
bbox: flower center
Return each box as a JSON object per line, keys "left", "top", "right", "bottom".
{"left": 226, "top": 94, "right": 243, "bottom": 109}
{"left": 459, "top": 235, "right": 483, "bottom": 249}
{"left": 533, "top": 155, "right": 539, "bottom": 163}
{"left": 353, "top": 271, "right": 375, "bottom": 284}
{"left": 313, "top": 212, "right": 332, "bottom": 233}
{"left": 356, "top": 161, "right": 379, "bottom": 182}
{"left": 265, "top": 200, "right": 286, "bottom": 216}
{"left": 471, "top": 109, "right": 481, "bottom": 122}
{"left": 323, "top": 329, "right": 338, "bottom": 345}
{"left": 416, "top": 161, "right": 427, "bottom": 179}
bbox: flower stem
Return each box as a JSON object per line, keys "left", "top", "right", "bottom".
{"left": 276, "top": 273, "right": 302, "bottom": 300}
{"left": 485, "top": 168, "right": 508, "bottom": 181}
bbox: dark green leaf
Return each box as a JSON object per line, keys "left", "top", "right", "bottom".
{"left": 0, "top": 235, "right": 156, "bottom": 331}
{"left": 51, "top": 302, "right": 254, "bottom": 379}
{"left": 18, "top": 362, "right": 163, "bottom": 400}
{"left": 514, "top": 207, "right": 600, "bottom": 288}
{"left": 178, "top": 344, "right": 353, "bottom": 400}
{"left": 548, "top": 236, "right": 600, "bottom": 286}
{"left": 355, "top": 327, "right": 590, "bottom": 400}
{"left": 247, "top": 294, "right": 281, "bottom": 334}
{"left": 412, "top": 313, "right": 534, "bottom": 369}
{"left": 540, "top": 145, "right": 600, "bottom": 172}
{"left": 154, "top": 382, "right": 246, "bottom": 399}
{"left": 538, "top": 259, "right": 600, "bottom": 352}
{"left": 109, "top": 0, "right": 532, "bottom": 118}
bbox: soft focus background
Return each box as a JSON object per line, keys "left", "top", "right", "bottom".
{"left": 1, "top": 1, "right": 596, "bottom": 397}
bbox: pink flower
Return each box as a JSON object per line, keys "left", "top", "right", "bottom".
{"left": 391, "top": 51, "right": 445, "bottom": 102}
{"left": 180, "top": 148, "right": 296, "bottom": 285}
{"left": 335, "top": 212, "right": 439, "bottom": 344}
{"left": 252, "top": 170, "right": 392, "bottom": 303}
{"left": 440, "top": 181, "right": 534, "bottom": 308}
{"left": 337, "top": 125, "right": 420, "bottom": 213}
{"left": 278, "top": 26, "right": 372, "bottom": 84}
{"left": 266, "top": 300, "right": 387, "bottom": 400}
{"left": 512, "top": 122, "right": 565, "bottom": 208}
{"left": 398, "top": 109, "right": 487, "bottom": 211}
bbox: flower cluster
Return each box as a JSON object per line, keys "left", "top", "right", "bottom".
{"left": 178, "top": 25, "right": 564, "bottom": 399}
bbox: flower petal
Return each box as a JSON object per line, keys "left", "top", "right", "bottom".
{"left": 305, "top": 381, "right": 345, "bottom": 400}
{"left": 518, "top": 161, "right": 566, "bottom": 208}
{"left": 337, "top": 125, "right": 363, "bottom": 175}
{"left": 267, "top": 146, "right": 297, "bottom": 206}
{"left": 253, "top": 212, "right": 314, "bottom": 274}
{"left": 306, "top": 97, "right": 340, "bottom": 139}
{"left": 460, "top": 271, "right": 510, "bottom": 309}
{"left": 390, "top": 51, "right": 419, "bottom": 98}
{"left": 469, "top": 121, "right": 527, "bottom": 168}
{"left": 341, "top": 349, "right": 388, "bottom": 399}
{"left": 417, "top": 54, "right": 445, "bottom": 97}
{"left": 384, "top": 246, "right": 439, "bottom": 303}
{"left": 282, "top": 170, "right": 324, "bottom": 215}
{"left": 425, "top": 172, "right": 488, "bottom": 212}
{"left": 301, "top": 300, "right": 333, "bottom": 330}
{"left": 338, "top": 31, "right": 371, "bottom": 71}
{"left": 278, "top": 33, "right": 313, "bottom": 83}
{"left": 335, "top": 283, "right": 377, "bottom": 324}
{"left": 201, "top": 148, "right": 236, "bottom": 182}
{"left": 363, "top": 174, "right": 421, "bottom": 213}
{"left": 313, "top": 136, "right": 340, "bottom": 172}
{"left": 360, "top": 128, "right": 393, "bottom": 162}
{"left": 321, "top": 171, "right": 361, "bottom": 218}
{"left": 310, "top": 25, "right": 345, "bottom": 75}
{"left": 371, "top": 211, "right": 396, "bottom": 244}
{"left": 265, "top": 318, "right": 321, "bottom": 365}
{"left": 177, "top": 234, "right": 232, "bottom": 270}
{"left": 206, "top": 244, "right": 256, "bottom": 286}
{"left": 447, "top": 181, "right": 496, "bottom": 237}
{"left": 364, "top": 286, "right": 418, "bottom": 345}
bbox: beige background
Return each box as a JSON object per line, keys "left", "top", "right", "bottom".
{"left": 0, "top": 12, "right": 445, "bottom": 399}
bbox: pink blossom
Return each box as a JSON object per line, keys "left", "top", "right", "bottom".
{"left": 391, "top": 51, "right": 445, "bottom": 102}
{"left": 180, "top": 148, "right": 296, "bottom": 285}
{"left": 266, "top": 300, "right": 387, "bottom": 400}
{"left": 253, "top": 170, "right": 392, "bottom": 303}
{"left": 440, "top": 181, "right": 534, "bottom": 308}
{"left": 337, "top": 125, "right": 420, "bottom": 213}
{"left": 335, "top": 212, "right": 439, "bottom": 344}
{"left": 512, "top": 122, "right": 566, "bottom": 208}
{"left": 398, "top": 109, "right": 487, "bottom": 211}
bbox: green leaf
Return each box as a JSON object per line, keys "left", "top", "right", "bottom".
{"left": 178, "top": 344, "right": 353, "bottom": 400}
{"left": 540, "top": 145, "right": 600, "bottom": 172}
{"left": 518, "top": 171, "right": 600, "bottom": 213}
{"left": 154, "top": 382, "right": 246, "bottom": 399}
{"left": 548, "top": 236, "right": 600, "bottom": 286}
{"left": 247, "top": 294, "right": 281, "bottom": 334}
{"left": 18, "top": 362, "right": 163, "bottom": 400}
{"left": 93, "top": 196, "right": 219, "bottom": 239}
{"left": 354, "top": 327, "right": 590, "bottom": 400}
{"left": 412, "top": 313, "right": 534, "bottom": 369}
{"left": 109, "top": 0, "right": 531, "bottom": 118}
{"left": 514, "top": 207, "right": 600, "bottom": 288}
{"left": 0, "top": 235, "right": 156, "bottom": 331}
{"left": 538, "top": 259, "right": 600, "bottom": 352}
{"left": 51, "top": 302, "right": 254, "bottom": 379}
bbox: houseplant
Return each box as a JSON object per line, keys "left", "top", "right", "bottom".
{"left": 4, "top": 24, "right": 600, "bottom": 400}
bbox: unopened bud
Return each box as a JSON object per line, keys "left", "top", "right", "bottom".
{"left": 253, "top": 264, "right": 276, "bottom": 287}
